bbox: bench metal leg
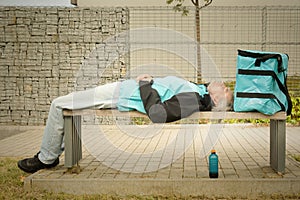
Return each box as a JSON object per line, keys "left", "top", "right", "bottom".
{"left": 64, "top": 115, "right": 82, "bottom": 168}
{"left": 270, "top": 119, "right": 286, "bottom": 174}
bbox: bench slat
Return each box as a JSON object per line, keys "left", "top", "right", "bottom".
{"left": 63, "top": 109, "right": 286, "bottom": 120}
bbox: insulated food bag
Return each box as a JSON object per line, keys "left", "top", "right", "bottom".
{"left": 234, "top": 49, "right": 292, "bottom": 115}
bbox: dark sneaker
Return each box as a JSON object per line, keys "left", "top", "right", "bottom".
{"left": 17, "top": 152, "right": 59, "bottom": 173}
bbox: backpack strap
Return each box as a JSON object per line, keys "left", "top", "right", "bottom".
{"left": 236, "top": 92, "right": 286, "bottom": 113}
{"left": 238, "top": 50, "right": 284, "bottom": 72}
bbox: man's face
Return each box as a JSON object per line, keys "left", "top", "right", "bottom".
{"left": 207, "top": 82, "right": 233, "bottom": 108}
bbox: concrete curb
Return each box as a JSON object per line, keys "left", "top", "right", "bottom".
{"left": 25, "top": 177, "right": 300, "bottom": 198}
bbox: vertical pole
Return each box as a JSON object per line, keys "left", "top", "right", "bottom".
{"left": 261, "top": 6, "right": 267, "bottom": 51}
{"left": 64, "top": 115, "right": 82, "bottom": 168}
{"left": 270, "top": 119, "right": 286, "bottom": 174}
{"left": 74, "top": 115, "right": 82, "bottom": 162}
{"left": 64, "top": 116, "right": 73, "bottom": 168}
{"left": 195, "top": 1, "right": 202, "bottom": 83}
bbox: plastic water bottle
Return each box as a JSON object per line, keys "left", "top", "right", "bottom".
{"left": 209, "top": 149, "right": 218, "bottom": 178}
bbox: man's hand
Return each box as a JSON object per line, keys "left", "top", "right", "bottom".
{"left": 136, "top": 74, "right": 153, "bottom": 83}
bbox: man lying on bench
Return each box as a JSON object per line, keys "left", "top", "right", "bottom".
{"left": 17, "top": 74, "right": 233, "bottom": 173}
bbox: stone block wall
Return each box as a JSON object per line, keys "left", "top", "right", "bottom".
{"left": 0, "top": 7, "right": 129, "bottom": 125}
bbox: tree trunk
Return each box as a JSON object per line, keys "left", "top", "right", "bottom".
{"left": 194, "top": 0, "right": 202, "bottom": 83}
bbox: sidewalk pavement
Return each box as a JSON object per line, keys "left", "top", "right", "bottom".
{"left": 0, "top": 124, "right": 300, "bottom": 198}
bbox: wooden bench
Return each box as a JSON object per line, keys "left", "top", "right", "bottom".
{"left": 63, "top": 110, "right": 287, "bottom": 174}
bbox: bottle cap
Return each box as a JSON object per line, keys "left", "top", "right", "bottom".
{"left": 211, "top": 149, "right": 216, "bottom": 153}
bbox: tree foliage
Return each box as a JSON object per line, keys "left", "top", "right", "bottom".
{"left": 166, "top": 0, "right": 213, "bottom": 15}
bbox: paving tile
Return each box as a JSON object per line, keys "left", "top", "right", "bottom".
{"left": 2, "top": 125, "right": 300, "bottom": 196}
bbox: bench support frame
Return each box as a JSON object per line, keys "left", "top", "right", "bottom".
{"left": 63, "top": 111, "right": 287, "bottom": 174}
{"left": 64, "top": 115, "right": 82, "bottom": 168}
{"left": 270, "top": 119, "right": 286, "bottom": 174}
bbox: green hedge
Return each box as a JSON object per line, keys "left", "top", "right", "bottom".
{"left": 287, "top": 94, "right": 300, "bottom": 125}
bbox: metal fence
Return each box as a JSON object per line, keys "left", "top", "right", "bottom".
{"left": 127, "top": 6, "right": 300, "bottom": 95}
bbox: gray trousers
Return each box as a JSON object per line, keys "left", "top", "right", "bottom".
{"left": 39, "top": 82, "right": 120, "bottom": 164}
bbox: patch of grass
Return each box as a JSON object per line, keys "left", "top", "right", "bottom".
{"left": 292, "top": 154, "right": 300, "bottom": 162}
{"left": 0, "top": 157, "right": 125, "bottom": 200}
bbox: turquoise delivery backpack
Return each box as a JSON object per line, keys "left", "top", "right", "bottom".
{"left": 234, "top": 49, "right": 292, "bottom": 115}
